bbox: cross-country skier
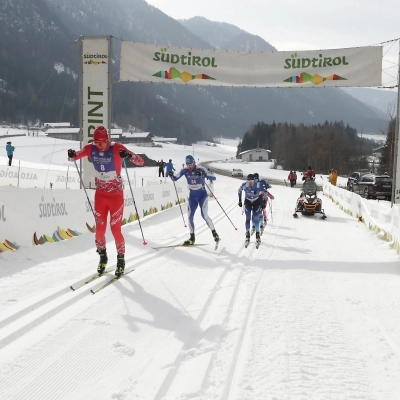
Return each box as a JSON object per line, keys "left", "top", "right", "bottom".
{"left": 238, "top": 174, "right": 264, "bottom": 247}
{"left": 67, "top": 126, "right": 144, "bottom": 277}
{"left": 252, "top": 172, "right": 273, "bottom": 235}
{"left": 169, "top": 155, "right": 220, "bottom": 246}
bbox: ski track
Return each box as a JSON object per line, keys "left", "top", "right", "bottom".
{"left": 0, "top": 182, "right": 400, "bottom": 399}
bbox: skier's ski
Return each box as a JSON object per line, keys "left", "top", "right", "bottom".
{"left": 90, "top": 268, "right": 135, "bottom": 295}
{"left": 256, "top": 240, "right": 261, "bottom": 249}
{"left": 70, "top": 268, "right": 114, "bottom": 291}
{"left": 214, "top": 239, "right": 221, "bottom": 250}
{"left": 152, "top": 244, "right": 207, "bottom": 250}
{"left": 245, "top": 240, "right": 250, "bottom": 248}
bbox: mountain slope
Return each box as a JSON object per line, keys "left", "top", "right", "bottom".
{"left": 1, "top": 0, "right": 388, "bottom": 140}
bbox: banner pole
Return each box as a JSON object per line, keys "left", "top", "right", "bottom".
{"left": 392, "top": 39, "right": 400, "bottom": 206}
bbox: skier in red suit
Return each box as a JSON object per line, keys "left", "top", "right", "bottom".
{"left": 68, "top": 126, "right": 144, "bottom": 277}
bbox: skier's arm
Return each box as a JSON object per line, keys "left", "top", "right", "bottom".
{"left": 68, "top": 144, "right": 91, "bottom": 161}
{"left": 196, "top": 166, "right": 215, "bottom": 181}
{"left": 170, "top": 168, "right": 186, "bottom": 181}
{"left": 116, "top": 143, "right": 144, "bottom": 166}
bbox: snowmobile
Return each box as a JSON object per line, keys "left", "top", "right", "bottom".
{"left": 293, "top": 180, "right": 326, "bottom": 219}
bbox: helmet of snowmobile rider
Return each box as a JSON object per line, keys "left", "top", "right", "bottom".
{"left": 253, "top": 172, "right": 260, "bottom": 181}
{"left": 93, "top": 126, "right": 110, "bottom": 151}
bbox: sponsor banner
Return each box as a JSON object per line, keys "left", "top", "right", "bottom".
{"left": 120, "top": 42, "right": 382, "bottom": 88}
{"left": 0, "top": 181, "right": 188, "bottom": 249}
{"left": 322, "top": 182, "right": 400, "bottom": 253}
{"left": 0, "top": 165, "right": 79, "bottom": 189}
{"left": 80, "top": 36, "right": 112, "bottom": 187}
{"left": 0, "top": 164, "right": 170, "bottom": 189}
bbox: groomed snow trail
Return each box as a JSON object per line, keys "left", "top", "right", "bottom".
{"left": 0, "top": 176, "right": 399, "bottom": 400}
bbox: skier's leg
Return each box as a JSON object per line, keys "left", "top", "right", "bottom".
{"left": 94, "top": 191, "right": 109, "bottom": 251}
{"left": 187, "top": 195, "right": 198, "bottom": 234}
{"left": 244, "top": 201, "right": 252, "bottom": 232}
{"left": 199, "top": 191, "right": 215, "bottom": 231}
{"left": 108, "top": 192, "right": 125, "bottom": 255}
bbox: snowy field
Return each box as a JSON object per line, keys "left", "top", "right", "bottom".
{"left": 0, "top": 128, "right": 400, "bottom": 399}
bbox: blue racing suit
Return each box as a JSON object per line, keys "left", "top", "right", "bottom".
{"left": 238, "top": 181, "right": 264, "bottom": 233}
{"left": 171, "top": 165, "right": 216, "bottom": 234}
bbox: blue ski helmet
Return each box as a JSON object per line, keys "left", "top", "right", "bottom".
{"left": 253, "top": 172, "right": 259, "bottom": 181}
{"left": 185, "top": 154, "right": 195, "bottom": 165}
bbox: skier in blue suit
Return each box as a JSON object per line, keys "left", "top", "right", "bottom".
{"left": 169, "top": 155, "right": 220, "bottom": 246}
{"left": 253, "top": 172, "right": 272, "bottom": 233}
{"left": 238, "top": 174, "right": 264, "bottom": 245}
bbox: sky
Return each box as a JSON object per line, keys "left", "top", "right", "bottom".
{"left": 146, "top": 0, "right": 400, "bottom": 88}
{"left": 1, "top": 131, "right": 400, "bottom": 399}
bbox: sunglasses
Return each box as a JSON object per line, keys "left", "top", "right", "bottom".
{"left": 94, "top": 140, "right": 107, "bottom": 146}
{"left": 186, "top": 162, "right": 195, "bottom": 167}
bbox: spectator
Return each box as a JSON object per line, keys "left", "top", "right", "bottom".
{"left": 165, "top": 159, "right": 175, "bottom": 177}
{"left": 329, "top": 168, "right": 338, "bottom": 186}
{"left": 288, "top": 171, "right": 296, "bottom": 187}
{"left": 6, "top": 141, "right": 15, "bottom": 166}
{"left": 157, "top": 159, "right": 166, "bottom": 177}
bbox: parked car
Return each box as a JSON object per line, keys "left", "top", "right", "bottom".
{"left": 352, "top": 173, "right": 392, "bottom": 200}
{"left": 231, "top": 168, "right": 244, "bottom": 177}
{"left": 347, "top": 169, "right": 371, "bottom": 191}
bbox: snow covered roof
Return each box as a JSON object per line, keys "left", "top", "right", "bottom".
{"left": 239, "top": 148, "right": 271, "bottom": 155}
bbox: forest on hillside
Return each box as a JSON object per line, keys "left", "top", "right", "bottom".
{"left": 237, "top": 121, "right": 379, "bottom": 175}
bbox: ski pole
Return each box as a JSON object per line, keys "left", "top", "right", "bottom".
{"left": 172, "top": 179, "right": 187, "bottom": 227}
{"left": 123, "top": 159, "right": 147, "bottom": 245}
{"left": 204, "top": 180, "right": 238, "bottom": 230}
{"left": 73, "top": 160, "right": 104, "bottom": 225}
{"left": 270, "top": 197, "right": 273, "bottom": 223}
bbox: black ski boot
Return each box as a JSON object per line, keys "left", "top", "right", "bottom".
{"left": 256, "top": 232, "right": 261, "bottom": 246}
{"left": 97, "top": 249, "right": 108, "bottom": 274}
{"left": 245, "top": 231, "right": 250, "bottom": 247}
{"left": 211, "top": 229, "right": 220, "bottom": 243}
{"left": 115, "top": 254, "right": 125, "bottom": 277}
{"left": 183, "top": 233, "right": 195, "bottom": 246}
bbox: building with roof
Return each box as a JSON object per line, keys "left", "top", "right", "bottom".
{"left": 239, "top": 148, "right": 271, "bottom": 162}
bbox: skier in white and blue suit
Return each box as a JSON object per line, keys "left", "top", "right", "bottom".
{"left": 169, "top": 155, "right": 220, "bottom": 246}
{"left": 238, "top": 174, "right": 263, "bottom": 243}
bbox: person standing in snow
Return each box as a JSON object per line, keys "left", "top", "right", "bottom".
{"left": 169, "top": 155, "right": 220, "bottom": 246}
{"left": 67, "top": 126, "right": 144, "bottom": 277}
{"left": 164, "top": 159, "right": 175, "bottom": 177}
{"left": 157, "top": 159, "right": 166, "bottom": 177}
{"left": 329, "top": 168, "right": 338, "bottom": 186}
{"left": 6, "top": 141, "right": 15, "bottom": 166}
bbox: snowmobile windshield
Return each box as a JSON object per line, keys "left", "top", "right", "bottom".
{"left": 302, "top": 180, "right": 317, "bottom": 194}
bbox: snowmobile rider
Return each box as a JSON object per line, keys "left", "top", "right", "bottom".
{"left": 303, "top": 166, "right": 315, "bottom": 181}
{"left": 67, "top": 126, "right": 144, "bottom": 277}
{"left": 169, "top": 154, "right": 220, "bottom": 246}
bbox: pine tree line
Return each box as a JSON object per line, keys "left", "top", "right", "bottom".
{"left": 237, "top": 121, "right": 376, "bottom": 175}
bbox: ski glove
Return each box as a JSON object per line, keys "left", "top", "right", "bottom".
{"left": 169, "top": 171, "right": 174, "bottom": 176}
{"left": 68, "top": 149, "right": 76, "bottom": 158}
{"left": 262, "top": 202, "right": 266, "bottom": 209}
{"left": 196, "top": 170, "right": 205, "bottom": 177}
{"left": 119, "top": 149, "right": 132, "bottom": 159}
{"left": 238, "top": 201, "right": 242, "bottom": 207}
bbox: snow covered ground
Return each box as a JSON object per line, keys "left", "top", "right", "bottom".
{"left": 1, "top": 129, "right": 400, "bottom": 400}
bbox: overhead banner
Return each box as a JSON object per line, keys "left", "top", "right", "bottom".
{"left": 120, "top": 42, "right": 382, "bottom": 88}
{"left": 79, "top": 35, "right": 112, "bottom": 187}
